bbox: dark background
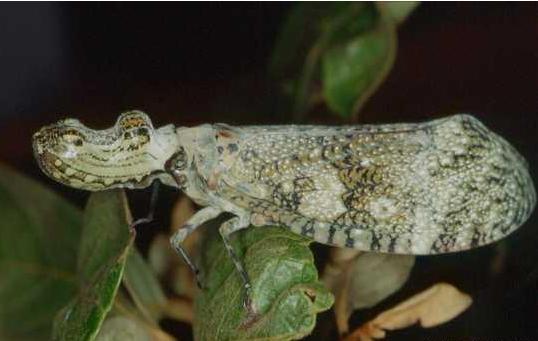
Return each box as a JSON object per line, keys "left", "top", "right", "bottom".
{"left": 0, "top": 3, "right": 536, "bottom": 340}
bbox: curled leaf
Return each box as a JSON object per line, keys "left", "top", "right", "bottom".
{"left": 194, "top": 225, "right": 333, "bottom": 340}
{"left": 345, "top": 283, "right": 472, "bottom": 341}
{"left": 323, "top": 250, "right": 414, "bottom": 334}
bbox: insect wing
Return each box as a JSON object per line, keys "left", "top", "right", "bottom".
{"left": 219, "top": 115, "right": 535, "bottom": 255}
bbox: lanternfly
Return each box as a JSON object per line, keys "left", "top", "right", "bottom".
{"left": 33, "top": 111, "right": 536, "bottom": 310}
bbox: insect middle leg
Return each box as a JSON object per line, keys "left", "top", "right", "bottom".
{"left": 170, "top": 206, "right": 222, "bottom": 288}
{"left": 219, "top": 215, "right": 253, "bottom": 312}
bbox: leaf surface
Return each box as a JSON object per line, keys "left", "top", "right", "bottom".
{"left": 323, "top": 250, "right": 415, "bottom": 334}
{"left": 321, "top": 24, "right": 396, "bottom": 119}
{"left": 378, "top": 2, "right": 419, "bottom": 25}
{"left": 270, "top": 3, "right": 419, "bottom": 121}
{"left": 96, "top": 315, "right": 172, "bottom": 341}
{"left": 194, "top": 225, "right": 333, "bottom": 340}
{"left": 96, "top": 294, "right": 174, "bottom": 341}
{"left": 96, "top": 291, "right": 175, "bottom": 341}
{"left": 0, "top": 165, "right": 81, "bottom": 340}
{"left": 344, "top": 283, "right": 472, "bottom": 341}
{"left": 123, "top": 249, "right": 167, "bottom": 323}
{"left": 52, "top": 190, "right": 134, "bottom": 341}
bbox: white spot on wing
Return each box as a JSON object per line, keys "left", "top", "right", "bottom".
{"left": 369, "top": 197, "right": 398, "bottom": 220}
{"left": 297, "top": 171, "right": 347, "bottom": 221}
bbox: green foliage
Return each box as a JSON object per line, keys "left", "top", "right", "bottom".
{"left": 271, "top": 2, "right": 418, "bottom": 121}
{"left": 4, "top": 3, "right": 421, "bottom": 339}
{"left": 0, "top": 165, "right": 81, "bottom": 340}
{"left": 380, "top": 2, "right": 420, "bottom": 25}
{"left": 52, "top": 191, "right": 134, "bottom": 341}
{"left": 322, "top": 25, "right": 395, "bottom": 118}
{"left": 123, "top": 248, "right": 167, "bottom": 323}
{"left": 194, "top": 225, "right": 333, "bottom": 340}
{"left": 0, "top": 168, "right": 167, "bottom": 340}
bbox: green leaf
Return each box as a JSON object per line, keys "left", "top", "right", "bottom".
{"left": 378, "top": 2, "right": 420, "bottom": 25}
{"left": 347, "top": 253, "right": 415, "bottom": 310}
{"left": 323, "top": 251, "right": 415, "bottom": 333}
{"left": 321, "top": 23, "right": 396, "bottom": 119}
{"left": 271, "top": 3, "right": 380, "bottom": 121}
{"left": 0, "top": 165, "right": 81, "bottom": 340}
{"left": 95, "top": 291, "right": 175, "bottom": 341}
{"left": 95, "top": 315, "right": 174, "bottom": 341}
{"left": 52, "top": 191, "right": 134, "bottom": 341}
{"left": 194, "top": 225, "right": 334, "bottom": 340}
{"left": 271, "top": 3, "right": 419, "bottom": 122}
{"left": 96, "top": 293, "right": 174, "bottom": 341}
{"left": 270, "top": 3, "right": 376, "bottom": 79}
{"left": 123, "top": 249, "right": 167, "bottom": 323}
{"left": 96, "top": 315, "right": 156, "bottom": 341}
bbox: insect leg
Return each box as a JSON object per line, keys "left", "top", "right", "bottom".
{"left": 170, "top": 206, "right": 222, "bottom": 288}
{"left": 129, "top": 180, "right": 160, "bottom": 229}
{"left": 218, "top": 216, "right": 253, "bottom": 311}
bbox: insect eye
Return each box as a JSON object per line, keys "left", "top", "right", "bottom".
{"left": 175, "top": 158, "right": 186, "bottom": 170}
{"left": 137, "top": 127, "right": 148, "bottom": 135}
{"left": 123, "top": 131, "right": 132, "bottom": 139}
{"left": 165, "top": 147, "right": 188, "bottom": 172}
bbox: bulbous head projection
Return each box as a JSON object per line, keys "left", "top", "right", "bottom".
{"left": 33, "top": 111, "right": 179, "bottom": 190}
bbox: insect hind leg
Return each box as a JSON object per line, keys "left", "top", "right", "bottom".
{"left": 219, "top": 215, "right": 254, "bottom": 313}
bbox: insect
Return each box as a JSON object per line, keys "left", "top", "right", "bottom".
{"left": 32, "top": 111, "right": 536, "bottom": 311}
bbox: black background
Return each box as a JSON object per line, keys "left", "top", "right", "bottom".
{"left": 0, "top": 3, "right": 536, "bottom": 340}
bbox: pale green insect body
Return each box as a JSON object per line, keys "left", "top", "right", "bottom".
{"left": 33, "top": 111, "right": 536, "bottom": 310}
{"left": 33, "top": 111, "right": 535, "bottom": 254}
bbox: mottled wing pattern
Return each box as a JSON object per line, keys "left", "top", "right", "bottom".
{"left": 219, "top": 115, "right": 535, "bottom": 254}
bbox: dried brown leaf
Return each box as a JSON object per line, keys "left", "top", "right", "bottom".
{"left": 344, "top": 283, "right": 472, "bottom": 341}
{"left": 148, "top": 234, "right": 173, "bottom": 278}
{"left": 323, "top": 249, "right": 414, "bottom": 334}
{"left": 148, "top": 195, "right": 199, "bottom": 300}
{"left": 162, "top": 298, "right": 194, "bottom": 324}
{"left": 148, "top": 194, "right": 196, "bottom": 276}
{"left": 170, "top": 194, "right": 196, "bottom": 234}
{"left": 171, "top": 257, "right": 198, "bottom": 300}
{"left": 169, "top": 195, "right": 200, "bottom": 299}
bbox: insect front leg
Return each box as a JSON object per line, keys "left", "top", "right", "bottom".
{"left": 219, "top": 215, "right": 254, "bottom": 312}
{"left": 129, "top": 180, "right": 160, "bottom": 230}
{"left": 170, "top": 206, "right": 222, "bottom": 288}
